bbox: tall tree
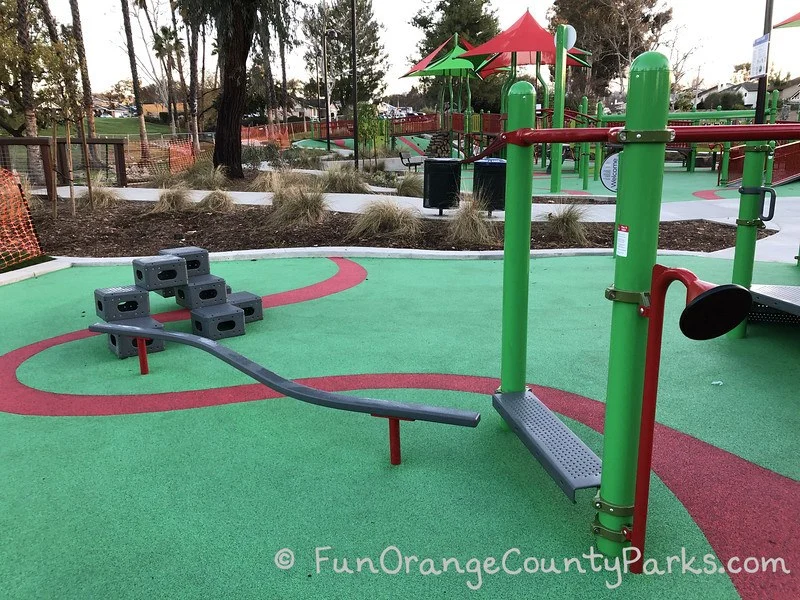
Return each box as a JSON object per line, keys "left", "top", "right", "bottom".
{"left": 410, "top": 0, "right": 500, "bottom": 111}
{"left": 16, "top": 0, "right": 40, "bottom": 178}
{"left": 134, "top": 0, "right": 174, "bottom": 130}
{"left": 177, "top": 0, "right": 203, "bottom": 152}
{"left": 211, "top": 0, "right": 259, "bottom": 179}
{"left": 68, "top": 0, "right": 97, "bottom": 137}
{"left": 303, "top": 0, "right": 388, "bottom": 109}
{"left": 153, "top": 25, "right": 180, "bottom": 134}
{"left": 168, "top": 1, "right": 192, "bottom": 128}
{"left": 548, "top": 0, "right": 672, "bottom": 96}
{"left": 257, "top": 10, "right": 278, "bottom": 123}
{"left": 120, "top": 0, "right": 150, "bottom": 159}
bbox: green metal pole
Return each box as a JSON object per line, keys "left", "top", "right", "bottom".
{"left": 580, "top": 96, "right": 590, "bottom": 190}
{"left": 499, "top": 81, "right": 536, "bottom": 393}
{"left": 602, "top": 110, "right": 757, "bottom": 122}
{"left": 595, "top": 52, "right": 672, "bottom": 557}
{"left": 594, "top": 102, "right": 604, "bottom": 181}
{"left": 769, "top": 90, "right": 779, "bottom": 124}
{"left": 765, "top": 140, "right": 776, "bottom": 185}
{"left": 729, "top": 142, "right": 767, "bottom": 338}
{"left": 719, "top": 118, "right": 731, "bottom": 185}
{"left": 550, "top": 25, "right": 567, "bottom": 193}
{"left": 536, "top": 52, "right": 548, "bottom": 168}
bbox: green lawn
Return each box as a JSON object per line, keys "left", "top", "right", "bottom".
{"left": 21, "top": 118, "right": 183, "bottom": 138}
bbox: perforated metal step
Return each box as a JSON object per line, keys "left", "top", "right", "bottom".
{"left": 493, "top": 391, "right": 602, "bottom": 502}
{"left": 749, "top": 284, "right": 800, "bottom": 323}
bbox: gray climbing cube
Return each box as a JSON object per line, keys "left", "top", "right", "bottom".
{"left": 154, "top": 287, "right": 176, "bottom": 298}
{"left": 95, "top": 285, "right": 150, "bottom": 321}
{"left": 159, "top": 246, "right": 210, "bottom": 277}
{"left": 228, "top": 291, "right": 263, "bottom": 323}
{"left": 106, "top": 317, "right": 166, "bottom": 359}
{"left": 190, "top": 303, "right": 245, "bottom": 340}
{"left": 132, "top": 255, "right": 188, "bottom": 291}
{"left": 175, "top": 274, "right": 228, "bottom": 309}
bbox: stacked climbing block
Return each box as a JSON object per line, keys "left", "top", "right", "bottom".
{"left": 93, "top": 246, "right": 263, "bottom": 359}
{"left": 94, "top": 285, "right": 166, "bottom": 359}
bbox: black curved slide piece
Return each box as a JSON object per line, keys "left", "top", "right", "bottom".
{"left": 89, "top": 323, "right": 481, "bottom": 427}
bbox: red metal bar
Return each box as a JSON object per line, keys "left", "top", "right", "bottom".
{"left": 630, "top": 265, "right": 697, "bottom": 574}
{"left": 136, "top": 338, "right": 149, "bottom": 375}
{"left": 466, "top": 124, "right": 800, "bottom": 164}
{"left": 389, "top": 418, "right": 401, "bottom": 465}
{"left": 371, "top": 414, "right": 414, "bottom": 465}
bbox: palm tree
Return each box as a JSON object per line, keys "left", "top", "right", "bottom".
{"left": 134, "top": 0, "right": 174, "bottom": 133}
{"left": 68, "top": 0, "right": 96, "bottom": 138}
{"left": 120, "top": 0, "right": 150, "bottom": 160}
{"left": 153, "top": 25, "right": 179, "bottom": 135}
{"left": 177, "top": 0, "right": 203, "bottom": 152}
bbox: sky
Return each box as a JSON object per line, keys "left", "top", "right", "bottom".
{"left": 47, "top": 0, "right": 800, "bottom": 98}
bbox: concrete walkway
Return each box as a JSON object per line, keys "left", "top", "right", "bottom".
{"left": 46, "top": 185, "right": 800, "bottom": 264}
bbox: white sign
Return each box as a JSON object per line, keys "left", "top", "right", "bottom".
{"left": 616, "top": 225, "right": 629, "bottom": 258}
{"left": 600, "top": 152, "right": 620, "bottom": 193}
{"left": 751, "top": 34, "right": 769, "bottom": 79}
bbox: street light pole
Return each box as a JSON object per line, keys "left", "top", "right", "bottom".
{"left": 754, "top": 0, "right": 775, "bottom": 124}
{"left": 350, "top": 0, "right": 359, "bottom": 170}
{"left": 322, "top": 30, "right": 332, "bottom": 152}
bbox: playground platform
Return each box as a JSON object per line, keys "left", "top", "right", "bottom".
{"left": 0, "top": 253, "right": 797, "bottom": 599}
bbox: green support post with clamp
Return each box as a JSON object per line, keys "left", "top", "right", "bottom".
{"left": 729, "top": 142, "right": 769, "bottom": 339}
{"left": 595, "top": 52, "right": 672, "bottom": 557}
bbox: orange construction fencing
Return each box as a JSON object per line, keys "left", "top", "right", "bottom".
{"left": 0, "top": 168, "right": 43, "bottom": 271}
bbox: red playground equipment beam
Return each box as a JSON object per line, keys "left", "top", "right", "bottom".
{"left": 466, "top": 123, "right": 800, "bottom": 164}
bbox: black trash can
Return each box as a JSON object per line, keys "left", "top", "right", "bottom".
{"left": 423, "top": 158, "right": 461, "bottom": 215}
{"left": 473, "top": 157, "right": 506, "bottom": 215}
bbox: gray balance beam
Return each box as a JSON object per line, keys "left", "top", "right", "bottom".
{"left": 88, "top": 322, "right": 481, "bottom": 428}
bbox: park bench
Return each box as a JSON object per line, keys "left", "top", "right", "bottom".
{"left": 399, "top": 151, "right": 424, "bottom": 172}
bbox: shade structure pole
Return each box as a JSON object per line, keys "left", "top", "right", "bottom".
{"left": 350, "top": 0, "right": 359, "bottom": 170}
{"left": 536, "top": 51, "right": 548, "bottom": 168}
{"left": 550, "top": 25, "right": 568, "bottom": 192}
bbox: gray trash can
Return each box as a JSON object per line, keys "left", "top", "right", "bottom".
{"left": 473, "top": 157, "right": 506, "bottom": 215}
{"left": 423, "top": 158, "right": 461, "bottom": 215}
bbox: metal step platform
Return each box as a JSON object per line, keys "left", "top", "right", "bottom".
{"left": 493, "top": 390, "right": 602, "bottom": 502}
{"left": 749, "top": 285, "right": 800, "bottom": 324}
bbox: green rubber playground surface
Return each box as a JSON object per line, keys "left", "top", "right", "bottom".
{"left": 1, "top": 256, "right": 798, "bottom": 599}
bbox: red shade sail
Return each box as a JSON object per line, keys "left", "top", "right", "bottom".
{"left": 403, "top": 36, "right": 475, "bottom": 77}
{"left": 478, "top": 48, "right": 589, "bottom": 78}
{"left": 775, "top": 11, "right": 800, "bottom": 28}
{"left": 462, "top": 10, "right": 557, "bottom": 57}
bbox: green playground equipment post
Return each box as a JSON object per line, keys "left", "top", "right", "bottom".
{"left": 765, "top": 140, "right": 776, "bottom": 185}
{"left": 499, "top": 81, "right": 536, "bottom": 394}
{"left": 594, "top": 102, "right": 604, "bottom": 181}
{"left": 595, "top": 52, "right": 672, "bottom": 557}
{"left": 729, "top": 142, "right": 768, "bottom": 339}
{"left": 719, "top": 118, "right": 732, "bottom": 185}
{"left": 599, "top": 109, "right": 756, "bottom": 123}
{"left": 536, "top": 52, "right": 549, "bottom": 168}
{"left": 550, "top": 25, "right": 568, "bottom": 193}
{"left": 769, "top": 90, "right": 779, "bottom": 124}
{"left": 580, "top": 96, "right": 590, "bottom": 190}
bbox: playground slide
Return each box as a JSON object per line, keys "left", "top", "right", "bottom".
{"left": 88, "top": 323, "right": 481, "bottom": 428}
